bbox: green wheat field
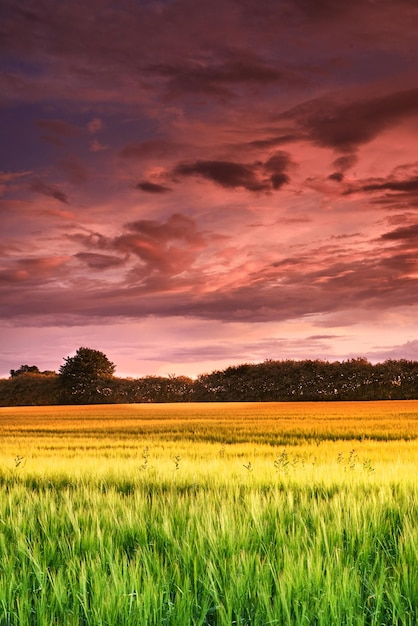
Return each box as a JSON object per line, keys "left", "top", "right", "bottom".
{"left": 1, "top": 401, "right": 418, "bottom": 625}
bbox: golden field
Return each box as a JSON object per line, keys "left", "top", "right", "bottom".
{"left": 1, "top": 400, "right": 418, "bottom": 487}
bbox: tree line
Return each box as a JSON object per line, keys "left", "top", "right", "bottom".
{"left": 1, "top": 347, "right": 418, "bottom": 406}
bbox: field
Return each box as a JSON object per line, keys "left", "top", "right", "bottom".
{"left": 0, "top": 401, "right": 418, "bottom": 625}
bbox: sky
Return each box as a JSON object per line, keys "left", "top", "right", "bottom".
{"left": 2, "top": 0, "right": 418, "bottom": 378}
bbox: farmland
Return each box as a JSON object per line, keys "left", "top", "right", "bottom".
{"left": 0, "top": 402, "right": 418, "bottom": 624}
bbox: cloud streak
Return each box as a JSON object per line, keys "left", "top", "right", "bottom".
{"left": 30, "top": 179, "right": 69, "bottom": 204}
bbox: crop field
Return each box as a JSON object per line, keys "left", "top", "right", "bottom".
{"left": 0, "top": 401, "right": 418, "bottom": 625}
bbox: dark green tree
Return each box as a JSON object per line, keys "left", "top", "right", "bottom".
{"left": 59, "top": 347, "right": 116, "bottom": 404}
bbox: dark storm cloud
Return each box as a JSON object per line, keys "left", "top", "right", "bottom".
{"left": 363, "top": 177, "right": 418, "bottom": 194}
{"left": 328, "top": 154, "right": 358, "bottom": 182}
{"left": 328, "top": 172, "right": 344, "bottom": 182}
{"left": 332, "top": 154, "right": 358, "bottom": 172}
{"left": 263, "top": 152, "right": 291, "bottom": 189}
{"left": 271, "top": 256, "right": 310, "bottom": 269}
{"left": 287, "top": 88, "right": 418, "bottom": 152}
{"left": 343, "top": 168, "right": 418, "bottom": 203}
{"left": 30, "top": 179, "right": 69, "bottom": 204}
{"left": 136, "top": 181, "right": 172, "bottom": 193}
{"left": 172, "top": 152, "right": 291, "bottom": 192}
{"left": 246, "top": 135, "right": 302, "bottom": 150}
{"left": 173, "top": 160, "right": 268, "bottom": 191}
{"left": 380, "top": 224, "right": 418, "bottom": 242}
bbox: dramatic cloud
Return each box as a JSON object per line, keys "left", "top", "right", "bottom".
{"left": 67, "top": 213, "right": 208, "bottom": 284}
{"left": 363, "top": 178, "right": 418, "bottom": 194}
{"left": 328, "top": 154, "right": 358, "bottom": 181}
{"left": 136, "top": 181, "right": 172, "bottom": 194}
{"left": 342, "top": 167, "right": 418, "bottom": 205}
{"left": 332, "top": 155, "right": 358, "bottom": 172}
{"left": 2, "top": 0, "right": 418, "bottom": 376}
{"left": 173, "top": 160, "right": 267, "bottom": 191}
{"left": 380, "top": 224, "right": 418, "bottom": 243}
{"left": 281, "top": 89, "right": 418, "bottom": 153}
{"left": 113, "top": 214, "right": 206, "bottom": 278}
{"left": 75, "top": 253, "right": 126, "bottom": 270}
{"left": 173, "top": 152, "right": 291, "bottom": 192}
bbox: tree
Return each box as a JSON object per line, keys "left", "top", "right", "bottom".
{"left": 0, "top": 372, "right": 60, "bottom": 406}
{"left": 10, "top": 364, "right": 40, "bottom": 377}
{"left": 59, "top": 347, "right": 116, "bottom": 404}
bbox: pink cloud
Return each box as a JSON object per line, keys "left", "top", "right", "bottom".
{"left": 0, "top": 256, "right": 70, "bottom": 286}
{"left": 89, "top": 139, "right": 108, "bottom": 152}
{"left": 86, "top": 118, "right": 104, "bottom": 134}
{"left": 2, "top": 0, "right": 418, "bottom": 374}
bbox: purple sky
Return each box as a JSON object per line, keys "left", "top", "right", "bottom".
{"left": 2, "top": 0, "right": 418, "bottom": 378}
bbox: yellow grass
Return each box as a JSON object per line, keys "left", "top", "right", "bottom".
{"left": 0, "top": 401, "right": 418, "bottom": 487}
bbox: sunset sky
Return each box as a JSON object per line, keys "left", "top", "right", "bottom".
{"left": 2, "top": 0, "right": 418, "bottom": 378}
